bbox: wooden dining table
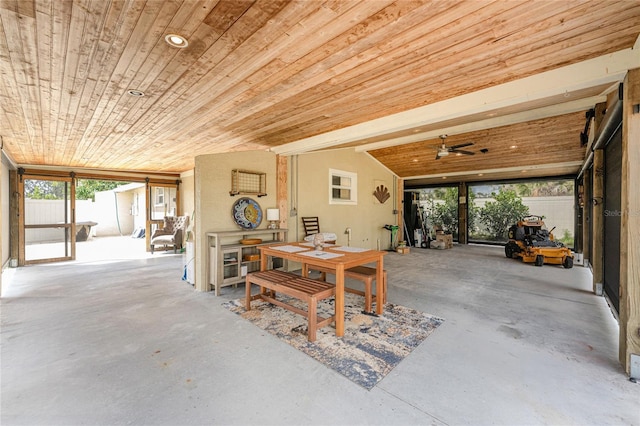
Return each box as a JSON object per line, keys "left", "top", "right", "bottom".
{"left": 258, "top": 242, "right": 387, "bottom": 337}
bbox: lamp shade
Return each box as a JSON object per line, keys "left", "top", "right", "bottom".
{"left": 266, "top": 208, "right": 280, "bottom": 221}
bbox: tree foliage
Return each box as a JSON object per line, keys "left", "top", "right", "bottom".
{"left": 505, "top": 180, "right": 574, "bottom": 197}
{"left": 429, "top": 187, "right": 458, "bottom": 233}
{"left": 24, "top": 179, "right": 68, "bottom": 199}
{"left": 479, "top": 188, "right": 530, "bottom": 239}
{"left": 417, "top": 181, "right": 570, "bottom": 242}
{"left": 25, "top": 179, "right": 130, "bottom": 201}
{"left": 417, "top": 187, "right": 476, "bottom": 238}
{"left": 76, "top": 179, "right": 129, "bottom": 201}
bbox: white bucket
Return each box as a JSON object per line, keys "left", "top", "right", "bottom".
{"left": 414, "top": 229, "right": 422, "bottom": 247}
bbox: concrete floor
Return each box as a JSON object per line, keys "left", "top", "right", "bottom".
{"left": 1, "top": 244, "right": 638, "bottom": 425}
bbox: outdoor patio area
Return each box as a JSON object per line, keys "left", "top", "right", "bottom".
{"left": 25, "top": 235, "right": 182, "bottom": 263}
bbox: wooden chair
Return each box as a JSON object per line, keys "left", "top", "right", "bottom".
{"left": 301, "top": 217, "right": 320, "bottom": 237}
{"left": 301, "top": 216, "right": 336, "bottom": 244}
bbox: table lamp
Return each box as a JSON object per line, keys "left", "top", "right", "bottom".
{"left": 266, "top": 208, "right": 280, "bottom": 229}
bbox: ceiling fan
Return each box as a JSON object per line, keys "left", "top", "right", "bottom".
{"left": 434, "top": 135, "right": 475, "bottom": 160}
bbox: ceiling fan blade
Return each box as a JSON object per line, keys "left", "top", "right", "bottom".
{"left": 453, "top": 149, "right": 475, "bottom": 155}
{"left": 449, "top": 142, "right": 473, "bottom": 150}
{"left": 435, "top": 152, "right": 441, "bottom": 160}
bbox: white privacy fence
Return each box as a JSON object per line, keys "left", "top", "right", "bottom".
{"left": 25, "top": 199, "right": 94, "bottom": 244}
{"left": 25, "top": 187, "right": 145, "bottom": 244}
{"left": 472, "top": 196, "right": 575, "bottom": 238}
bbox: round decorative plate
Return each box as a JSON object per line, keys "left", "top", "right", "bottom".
{"left": 232, "top": 197, "right": 262, "bottom": 229}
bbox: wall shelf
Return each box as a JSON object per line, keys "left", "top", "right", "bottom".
{"left": 229, "top": 169, "right": 267, "bottom": 197}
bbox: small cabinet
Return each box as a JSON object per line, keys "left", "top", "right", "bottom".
{"left": 222, "top": 249, "right": 241, "bottom": 280}
{"left": 207, "top": 229, "right": 287, "bottom": 296}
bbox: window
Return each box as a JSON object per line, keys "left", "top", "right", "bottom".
{"left": 150, "top": 186, "right": 177, "bottom": 220}
{"left": 329, "top": 169, "right": 357, "bottom": 205}
{"left": 155, "top": 188, "right": 164, "bottom": 206}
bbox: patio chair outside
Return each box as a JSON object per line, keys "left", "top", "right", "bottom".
{"left": 150, "top": 216, "right": 189, "bottom": 254}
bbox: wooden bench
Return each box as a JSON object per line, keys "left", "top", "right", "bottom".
{"left": 304, "top": 265, "right": 387, "bottom": 314}
{"left": 245, "top": 270, "right": 336, "bottom": 342}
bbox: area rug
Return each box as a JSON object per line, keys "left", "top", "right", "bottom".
{"left": 222, "top": 293, "right": 444, "bottom": 390}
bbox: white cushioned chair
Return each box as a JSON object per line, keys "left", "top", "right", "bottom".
{"left": 150, "top": 216, "right": 189, "bottom": 254}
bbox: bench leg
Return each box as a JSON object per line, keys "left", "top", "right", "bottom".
{"left": 364, "top": 277, "right": 373, "bottom": 313}
{"left": 370, "top": 271, "right": 388, "bottom": 309}
{"left": 308, "top": 296, "right": 317, "bottom": 342}
{"left": 382, "top": 271, "right": 388, "bottom": 304}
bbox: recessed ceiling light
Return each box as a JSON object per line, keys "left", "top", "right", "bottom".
{"left": 127, "top": 89, "right": 145, "bottom": 97}
{"left": 478, "top": 173, "right": 484, "bottom": 176}
{"left": 412, "top": 158, "right": 418, "bottom": 162}
{"left": 442, "top": 176, "right": 447, "bottom": 179}
{"left": 510, "top": 145, "right": 517, "bottom": 149}
{"left": 165, "top": 34, "right": 188, "bottom": 48}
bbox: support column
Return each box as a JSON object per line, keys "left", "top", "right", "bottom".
{"left": 458, "top": 182, "right": 468, "bottom": 244}
{"left": 397, "top": 177, "right": 404, "bottom": 244}
{"left": 582, "top": 168, "right": 591, "bottom": 266}
{"left": 619, "top": 68, "right": 640, "bottom": 375}
{"left": 276, "top": 155, "right": 288, "bottom": 235}
{"left": 9, "top": 170, "right": 19, "bottom": 265}
{"left": 592, "top": 149, "right": 604, "bottom": 295}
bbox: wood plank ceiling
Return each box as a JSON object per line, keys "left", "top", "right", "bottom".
{"left": 1, "top": 0, "right": 639, "bottom": 182}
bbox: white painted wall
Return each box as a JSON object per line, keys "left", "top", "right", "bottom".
{"left": 194, "top": 150, "right": 278, "bottom": 291}
{"left": 181, "top": 170, "right": 194, "bottom": 221}
{"left": 294, "top": 149, "right": 397, "bottom": 250}
{"left": 93, "top": 190, "right": 135, "bottom": 236}
{"left": 129, "top": 187, "right": 146, "bottom": 231}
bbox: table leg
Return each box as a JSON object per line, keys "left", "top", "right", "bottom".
{"left": 335, "top": 264, "right": 345, "bottom": 337}
{"left": 245, "top": 275, "right": 252, "bottom": 311}
{"left": 260, "top": 251, "right": 267, "bottom": 272}
{"left": 376, "top": 256, "right": 384, "bottom": 315}
{"left": 259, "top": 251, "right": 268, "bottom": 296}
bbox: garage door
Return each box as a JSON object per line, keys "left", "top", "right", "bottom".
{"left": 603, "top": 127, "right": 622, "bottom": 314}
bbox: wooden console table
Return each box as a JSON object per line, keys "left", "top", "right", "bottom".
{"left": 207, "top": 229, "right": 287, "bottom": 296}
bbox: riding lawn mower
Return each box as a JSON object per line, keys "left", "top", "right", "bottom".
{"left": 504, "top": 215, "right": 574, "bottom": 268}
